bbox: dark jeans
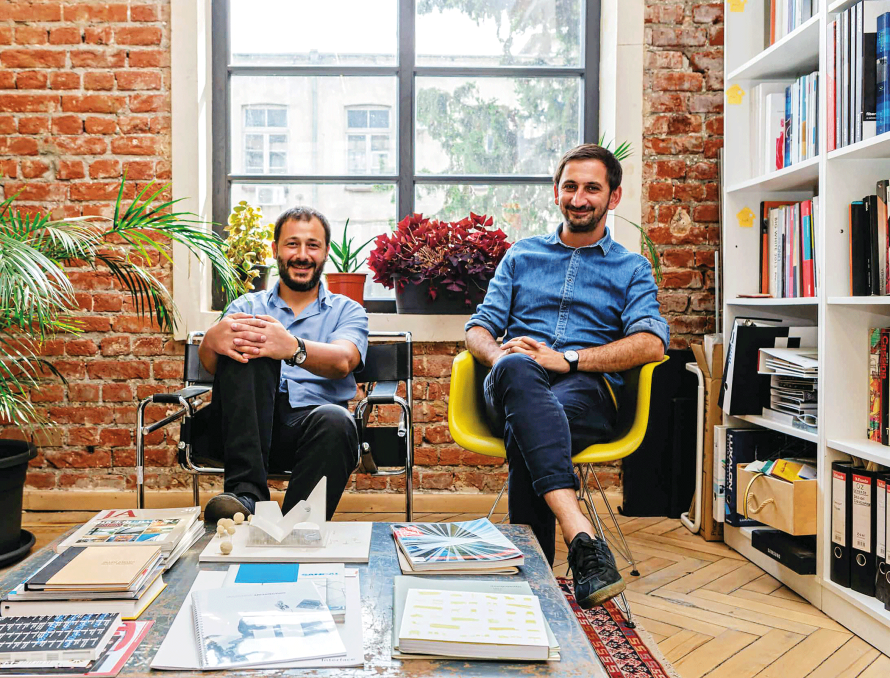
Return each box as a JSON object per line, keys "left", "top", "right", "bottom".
{"left": 483, "top": 353, "right": 618, "bottom": 565}
{"left": 209, "top": 356, "right": 359, "bottom": 519}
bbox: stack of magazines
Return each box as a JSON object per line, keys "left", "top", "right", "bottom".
{"left": 1, "top": 545, "right": 166, "bottom": 619}
{"left": 391, "top": 518, "right": 524, "bottom": 574}
{"left": 0, "top": 613, "right": 120, "bottom": 669}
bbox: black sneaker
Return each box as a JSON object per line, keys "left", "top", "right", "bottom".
{"left": 204, "top": 492, "right": 255, "bottom": 523}
{"left": 568, "top": 532, "right": 626, "bottom": 609}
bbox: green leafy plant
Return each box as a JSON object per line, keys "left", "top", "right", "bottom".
{"left": 0, "top": 178, "right": 242, "bottom": 431}
{"left": 224, "top": 201, "right": 274, "bottom": 290}
{"left": 329, "top": 219, "right": 375, "bottom": 273}
{"left": 600, "top": 135, "right": 662, "bottom": 283}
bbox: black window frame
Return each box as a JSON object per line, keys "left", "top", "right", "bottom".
{"left": 212, "top": 0, "right": 601, "bottom": 308}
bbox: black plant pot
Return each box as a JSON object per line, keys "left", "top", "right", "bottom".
{"left": 0, "top": 440, "right": 37, "bottom": 567}
{"left": 395, "top": 278, "right": 488, "bottom": 314}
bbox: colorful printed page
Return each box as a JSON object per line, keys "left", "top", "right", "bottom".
{"left": 391, "top": 518, "right": 523, "bottom": 567}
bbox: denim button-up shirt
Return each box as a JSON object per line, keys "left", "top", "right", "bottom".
{"left": 224, "top": 281, "right": 369, "bottom": 408}
{"left": 466, "top": 225, "right": 669, "bottom": 389}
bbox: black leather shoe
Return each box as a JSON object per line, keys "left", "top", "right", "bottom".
{"left": 204, "top": 492, "right": 255, "bottom": 523}
{"left": 569, "top": 532, "right": 626, "bottom": 609}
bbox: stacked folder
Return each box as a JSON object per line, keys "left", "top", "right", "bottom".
{"left": 1, "top": 545, "right": 167, "bottom": 619}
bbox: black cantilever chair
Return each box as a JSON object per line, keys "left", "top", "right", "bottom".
{"left": 134, "top": 331, "right": 415, "bottom": 519}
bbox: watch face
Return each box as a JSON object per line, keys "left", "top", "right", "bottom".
{"left": 565, "top": 350, "right": 579, "bottom": 362}
{"left": 295, "top": 350, "right": 307, "bottom": 364}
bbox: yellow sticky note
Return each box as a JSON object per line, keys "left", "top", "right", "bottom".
{"left": 727, "top": 84, "right": 745, "bottom": 105}
{"left": 728, "top": 0, "right": 747, "bottom": 11}
{"left": 737, "top": 207, "right": 755, "bottom": 228}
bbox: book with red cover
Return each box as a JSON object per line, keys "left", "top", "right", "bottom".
{"left": 759, "top": 200, "right": 799, "bottom": 295}
{"left": 801, "top": 200, "right": 815, "bottom": 297}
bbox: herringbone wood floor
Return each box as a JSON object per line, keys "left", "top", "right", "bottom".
{"left": 7, "top": 505, "right": 890, "bottom": 677}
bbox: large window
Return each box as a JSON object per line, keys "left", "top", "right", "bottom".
{"left": 213, "top": 0, "right": 600, "bottom": 303}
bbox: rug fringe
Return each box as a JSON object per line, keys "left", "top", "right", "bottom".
{"left": 632, "top": 623, "right": 683, "bottom": 678}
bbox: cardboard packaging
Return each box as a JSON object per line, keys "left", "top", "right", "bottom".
{"left": 736, "top": 465, "right": 817, "bottom": 536}
{"left": 690, "top": 341, "right": 724, "bottom": 541}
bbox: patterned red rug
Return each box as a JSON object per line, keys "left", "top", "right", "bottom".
{"left": 557, "top": 577, "right": 676, "bottom": 678}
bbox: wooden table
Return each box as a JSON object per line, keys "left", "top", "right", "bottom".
{"left": 0, "top": 523, "right": 607, "bottom": 677}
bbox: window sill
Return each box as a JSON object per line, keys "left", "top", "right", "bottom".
{"left": 368, "top": 314, "right": 468, "bottom": 343}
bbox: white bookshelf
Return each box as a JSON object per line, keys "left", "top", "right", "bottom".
{"left": 723, "top": 0, "right": 890, "bottom": 654}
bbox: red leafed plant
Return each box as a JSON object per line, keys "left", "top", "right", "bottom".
{"left": 368, "top": 212, "right": 511, "bottom": 305}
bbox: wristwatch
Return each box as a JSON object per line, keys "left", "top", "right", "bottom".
{"left": 563, "top": 350, "right": 579, "bottom": 373}
{"left": 285, "top": 337, "right": 307, "bottom": 366}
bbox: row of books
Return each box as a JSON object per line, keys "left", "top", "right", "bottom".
{"left": 828, "top": 1, "right": 890, "bottom": 150}
{"left": 749, "top": 74, "right": 819, "bottom": 179}
{"left": 870, "top": 328, "right": 890, "bottom": 445}
{"left": 768, "top": 0, "right": 815, "bottom": 46}
{"left": 756, "top": 198, "right": 819, "bottom": 298}
{"left": 848, "top": 180, "right": 890, "bottom": 295}
{"left": 830, "top": 458, "right": 890, "bottom": 606}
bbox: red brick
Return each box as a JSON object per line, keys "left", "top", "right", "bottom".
{"left": 657, "top": 291, "right": 689, "bottom": 313}
{"left": 709, "top": 26, "right": 723, "bottom": 46}
{"left": 100, "top": 428, "right": 131, "bottom": 447}
{"left": 86, "top": 361, "right": 150, "bottom": 380}
{"left": 0, "top": 93, "right": 56, "bottom": 112}
{"left": 647, "top": 51, "right": 686, "bottom": 70}
{"left": 128, "top": 49, "right": 167, "bottom": 68}
{"left": 687, "top": 161, "right": 718, "bottom": 180}
{"left": 0, "top": 27, "right": 11, "bottom": 45}
{"left": 46, "top": 406, "right": 113, "bottom": 425}
{"left": 419, "top": 471, "right": 453, "bottom": 490}
{"left": 93, "top": 294, "right": 123, "bottom": 312}
{"left": 63, "top": 3, "right": 128, "bottom": 22}
{"left": 673, "top": 183, "right": 706, "bottom": 202}
{"left": 688, "top": 93, "right": 723, "bottom": 113}
{"left": 0, "top": 2, "right": 62, "bottom": 21}
{"left": 26, "top": 472, "right": 56, "bottom": 489}
{"left": 14, "top": 26, "right": 47, "bottom": 45}
{"left": 662, "top": 248, "right": 694, "bottom": 268}
{"left": 89, "top": 158, "right": 121, "bottom": 178}
{"left": 1, "top": 48, "right": 65, "bottom": 68}
{"left": 110, "top": 135, "right": 158, "bottom": 155}
{"left": 704, "top": 138, "right": 723, "bottom": 158}
{"left": 84, "top": 116, "right": 116, "bottom": 134}
{"left": 30, "top": 384, "right": 65, "bottom": 402}
{"left": 131, "top": 337, "right": 165, "bottom": 355}
{"left": 102, "top": 383, "right": 133, "bottom": 402}
{"left": 647, "top": 92, "right": 687, "bottom": 113}
{"left": 21, "top": 159, "right": 50, "bottom": 178}
{"left": 114, "top": 70, "right": 161, "bottom": 91}
{"left": 661, "top": 269, "right": 703, "bottom": 289}
{"left": 61, "top": 94, "right": 126, "bottom": 114}
{"left": 18, "top": 115, "right": 49, "bottom": 133}
{"left": 49, "top": 26, "right": 81, "bottom": 44}
{"left": 130, "top": 4, "right": 159, "bottom": 21}
{"left": 66, "top": 339, "right": 98, "bottom": 356}
{"left": 110, "top": 315, "right": 162, "bottom": 333}
{"left": 654, "top": 160, "right": 686, "bottom": 179}
{"left": 705, "top": 116, "right": 724, "bottom": 135}
{"left": 84, "top": 26, "right": 112, "bottom": 45}
{"left": 83, "top": 71, "right": 114, "bottom": 91}
{"left": 128, "top": 93, "right": 168, "bottom": 112}
{"left": 121, "top": 159, "right": 154, "bottom": 179}
{"left": 693, "top": 2, "right": 723, "bottom": 23}
{"left": 2, "top": 181, "right": 65, "bottom": 201}
{"left": 100, "top": 335, "right": 130, "bottom": 356}
{"left": 52, "top": 136, "right": 107, "bottom": 154}
{"left": 56, "top": 158, "right": 84, "bottom": 179}
{"left": 690, "top": 292, "right": 714, "bottom": 312}
{"left": 49, "top": 71, "right": 80, "bottom": 89}
{"left": 0, "top": 115, "right": 14, "bottom": 133}
{"left": 652, "top": 71, "right": 704, "bottom": 92}
{"left": 649, "top": 26, "right": 707, "bottom": 47}
{"left": 693, "top": 204, "right": 720, "bottom": 223}
{"left": 646, "top": 3, "right": 685, "bottom": 24}
{"left": 69, "top": 181, "right": 124, "bottom": 201}
{"left": 115, "top": 26, "right": 162, "bottom": 46}
{"left": 51, "top": 114, "right": 82, "bottom": 135}
{"left": 69, "top": 49, "right": 126, "bottom": 69}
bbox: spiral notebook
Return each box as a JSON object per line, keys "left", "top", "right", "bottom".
{"left": 190, "top": 582, "right": 345, "bottom": 669}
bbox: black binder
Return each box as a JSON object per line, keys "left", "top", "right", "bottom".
{"left": 876, "top": 476, "right": 890, "bottom": 606}
{"left": 831, "top": 461, "right": 853, "bottom": 588}
{"left": 852, "top": 468, "right": 878, "bottom": 597}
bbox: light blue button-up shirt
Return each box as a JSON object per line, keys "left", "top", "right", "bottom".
{"left": 224, "top": 280, "right": 369, "bottom": 407}
{"left": 466, "top": 225, "right": 669, "bottom": 389}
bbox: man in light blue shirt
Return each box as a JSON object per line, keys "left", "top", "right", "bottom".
{"left": 199, "top": 207, "right": 369, "bottom": 523}
{"left": 466, "top": 144, "right": 669, "bottom": 609}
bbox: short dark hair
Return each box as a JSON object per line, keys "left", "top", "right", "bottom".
{"left": 553, "top": 144, "right": 623, "bottom": 192}
{"left": 273, "top": 206, "right": 331, "bottom": 247}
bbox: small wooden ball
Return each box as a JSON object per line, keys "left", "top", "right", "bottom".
{"left": 233, "top": 512, "right": 245, "bottom": 525}
{"left": 216, "top": 525, "right": 226, "bottom": 537}
{"left": 226, "top": 525, "right": 236, "bottom": 536}
{"left": 219, "top": 540, "right": 233, "bottom": 555}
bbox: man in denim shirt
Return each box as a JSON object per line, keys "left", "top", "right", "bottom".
{"left": 198, "top": 207, "right": 369, "bottom": 523}
{"left": 466, "top": 145, "right": 669, "bottom": 608}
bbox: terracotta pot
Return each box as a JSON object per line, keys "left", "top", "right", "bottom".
{"left": 395, "top": 278, "right": 488, "bottom": 314}
{"left": 326, "top": 272, "right": 367, "bottom": 306}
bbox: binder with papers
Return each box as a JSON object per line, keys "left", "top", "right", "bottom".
{"left": 851, "top": 468, "right": 879, "bottom": 597}
{"left": 757, "top": 347, "right": 818, "bottom": 378}
{"left": 831, "top": 461, "right": 853, "bottom": 589}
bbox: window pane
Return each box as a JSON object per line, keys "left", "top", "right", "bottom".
{"left": 245, "top": 151, "right": 264, "bottom": 172}
{"left": 245, "top": 108, "right": 265, "bottom": 127}
{"left": 245, "top": 134, "right": 263, "bottom": 150}
{"left": 231, "top": 76, "right": 397, "bottom": 176}
{"left": 269, "top": 152, "right": 287, "bottom": 172}
{"left": 230, "top": 0, "right": 397, "bottom": 66}
{"left": 416, "top": 77, "right": 580, "bottom": 176}
{"left": 269, "top": 134, "right": 287, "bottom": 147}
{"left": 231, "top": 182, "right": 397, "bottom": 298}
{"left": 347, "top": 110, "right": 368, "bottom": 129}
{"left": 368, "top": 109, "right": 389, "bottom": 128}
{"left": 416, "top": 0, "right": 581, "bottom": 67}
{"left": 415, "top": 183, "right": 561, "bottom": 241}
{"left": 370, "top": 135, "right": 388, "bottom": 151}
{"left": 266, "top": 108, "right": 287, "bottom": 127}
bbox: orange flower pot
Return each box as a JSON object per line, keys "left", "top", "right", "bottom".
{"left": 325, "top": 272, "right": 367, "bottom": 306}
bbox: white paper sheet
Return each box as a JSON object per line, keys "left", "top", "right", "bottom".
{"left": 198, "top": 522, "right": 372, "bottom": 563}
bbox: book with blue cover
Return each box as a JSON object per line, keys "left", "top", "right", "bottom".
{"left": 390, "top": 518, "right": 524, "bottom": 571}
{"left": 222, "top": 564, "right": 345, "bottom": 622}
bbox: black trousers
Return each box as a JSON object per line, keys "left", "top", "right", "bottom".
{"left": 209, "top": 356, "right": 358, "bottom": 519}
{"left": 483, "top": 354, "right": 618, "bottom": 565}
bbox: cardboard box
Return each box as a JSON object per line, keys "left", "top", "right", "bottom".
{"left": 691, "top": 342, "right": 724, "bottom": 541}
{"left": 736, "top": 465, "right": 817, "bottom": 536}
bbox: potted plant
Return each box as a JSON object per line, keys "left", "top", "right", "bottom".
{"left": 368, "top": 212, "right": 511, "bottom": 314}
{"left": 326, "top": 219, "right": 375, "bottom": 306}
{"left": 0, "top": 178, "right": 240, "bottom": 565}
{"left": 225, "top": 201, "right": 274, "bottom": 292}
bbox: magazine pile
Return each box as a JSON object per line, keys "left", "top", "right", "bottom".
{"left": 391, "top": 518, "right": 524, "bottom": 574}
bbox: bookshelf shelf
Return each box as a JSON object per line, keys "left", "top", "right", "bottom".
{"left": 827, "top": 131, "right": 890, "bottom": 161}
{"left": 726, "top": 157, "right": 820, "bottom": 193}
{"left": 827, "top": 296, "right": 890, "bottom": 306}
{"left": 823, "top": 579, "right": 890, "bottom": 625}
{"left": 829, "top": 0, "right": 864, "bottom": 14}
{"left": 727, "top": 15, "right": 821, "bottom": 82}
{"left": 735, "top": 414, "right": 819, "bottom": 443}
{"left": 728, "top": 298, "right": 818, "bottom": 306}
{"left": 827, "top": 439, "right": 890, "bottom": 466}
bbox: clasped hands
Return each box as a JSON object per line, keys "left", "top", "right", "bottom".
{"left": 496, "top": 336, "right": 570, "bottom": 373}
{"left": 204, "top": 312, "right": 296, "bottom": 363}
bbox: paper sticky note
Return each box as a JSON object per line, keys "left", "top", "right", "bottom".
{"left": 728, "top": 0, "right": 747, "bottom": 11}
{"left": 726, "top": 84, "right": 745, "bottom": 105}
{"left": 737, "top": 207, "right": 755, "bottom": 228}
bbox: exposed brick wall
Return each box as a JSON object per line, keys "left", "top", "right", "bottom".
{"left": 644, "top": 1, "right": 723, "bottom": 349}
{"left": 3, "top": 0, "right": 721, "bottom": 495}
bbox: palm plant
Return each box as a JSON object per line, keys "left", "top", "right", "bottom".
{"left": 329, "top": 219, "right": 375, "bottom": 273}
{"left": 0, "top": 178, "right": 241, "bottom": 431}
{"left": 599, "top": 136, "right": 663, "bottom": 283}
